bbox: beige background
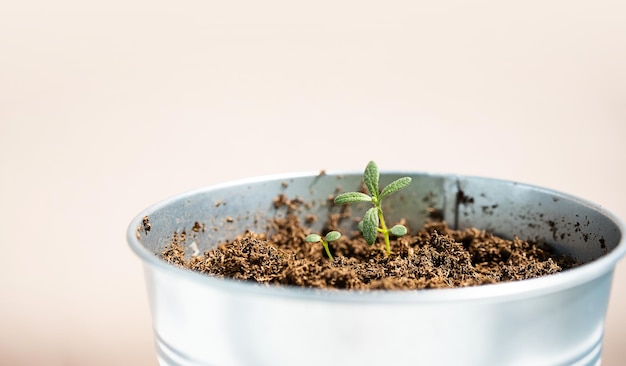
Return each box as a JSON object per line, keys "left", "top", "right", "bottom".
{"left": 1, "top": 1, "right": 625, "bottom": 365}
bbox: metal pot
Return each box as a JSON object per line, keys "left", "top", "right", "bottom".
{"left": 127, "top": 172, "right": 625, "bottom": 366}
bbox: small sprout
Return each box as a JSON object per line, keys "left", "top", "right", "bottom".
{"left": 334, "top": 161, "right": 411, "bottom": 256}
{"left": 305, "top": 231, "right": 341, "bottom": 260}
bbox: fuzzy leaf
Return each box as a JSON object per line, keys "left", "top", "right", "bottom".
{"left": 390, "top": 225, "right": 408, "bottom": 237}
{"left": 357, "top": 220, "right": 364, "bottom": 232}
{"left": 305, "top": 234, "right": 321, "bottom": 243}
{"left": 362, "top": 207, "right": 379, "bottom": 245}
{"left": 334, "top": 192, "right": 372, "bottom": 205}
{"left": 380, "top": 177, "right": 412, "bottom": 199}
{"left": 325, "top": 231, "right": 341, "bottom": 242}
{"left": 364, "top": 161, "right": 379, "bottom": 198}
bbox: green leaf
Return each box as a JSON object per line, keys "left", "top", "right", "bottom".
{"left": 325, "top": 231, "right": 341, "bottom": 242}
{"left": 380, "top": 177, "right": 412, "bottom": 199}
{"left": 364, "top": 161, "right": 379, "bottom": 198}
{"left": 390, "top": 225, "right": 408, "bottom": 237}
{"left": 357, "top": 220, "right": 364, "bottom": 232}
{"left": 305, "top": 234, "right": 321, "bottom": 243}
{"left": 334, "top": 192, "right": 372, "bottom": 205}
{"left": 362, "top": 207, "right": 379, "bottom": 245}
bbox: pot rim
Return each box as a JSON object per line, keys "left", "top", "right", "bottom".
{"left": 127, "top": 170, "right": 626, "bottom": 304}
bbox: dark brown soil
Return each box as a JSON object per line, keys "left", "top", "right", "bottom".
{"left": 162, "top": 209, "right": 578, "bottom": 290}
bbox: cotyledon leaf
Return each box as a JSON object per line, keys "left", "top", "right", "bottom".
{"left": 325, "top": 231, "right": 342, "bottom": 242}
{"left": 390, "top": 225, "right": 408, "bottom": 237}
{"left": 305, "top": 234, "right": 322, "bottom": 243}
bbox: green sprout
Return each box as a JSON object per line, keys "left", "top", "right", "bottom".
{"left": 305, "top": 231, "right": 341, "bottom": 260}
{"left": 334, "top": 161, "right": 411, "bottom": 256}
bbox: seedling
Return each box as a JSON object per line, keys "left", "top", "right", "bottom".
{"left": 305, "top": 231, "right": 341, "bottom": 260}
{"left": 334, "top": 161, "right": 411, "bottom": 256}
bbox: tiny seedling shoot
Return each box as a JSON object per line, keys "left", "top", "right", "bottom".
{"left": 305, "top": 231, "right": 341, "bottom": 260}
{"left": 334, "top": 161, "right": 411, "bottom": 256}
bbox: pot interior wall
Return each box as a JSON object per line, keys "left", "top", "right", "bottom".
{"left": 137, "top": 173, "right": 622, "bottom": 264}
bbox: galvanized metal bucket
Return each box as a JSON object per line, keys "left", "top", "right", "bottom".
{"left": 127, "top": 172, "right": 626, "bottom": 366}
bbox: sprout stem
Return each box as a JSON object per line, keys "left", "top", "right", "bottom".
{"left": 321, "top": 240, "right": 334, "bottom": 261}
{"left": 378, "top": 207, "right": 391, "bottom": 256}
